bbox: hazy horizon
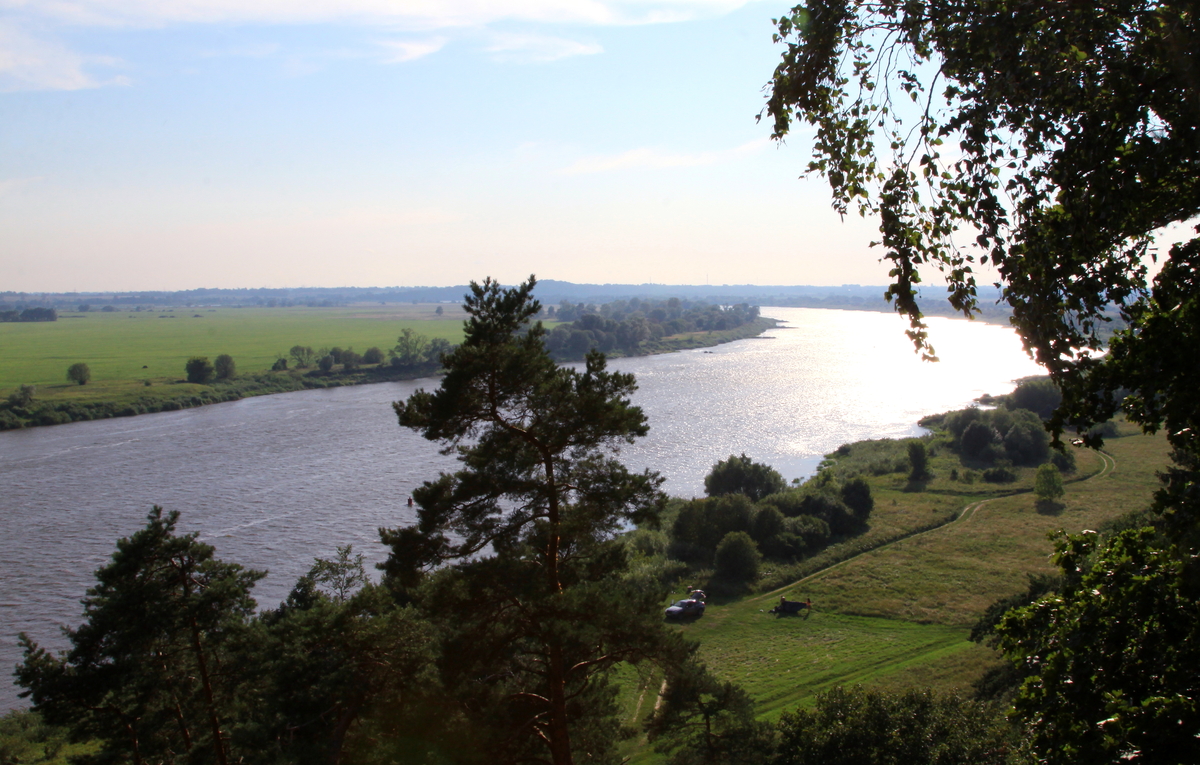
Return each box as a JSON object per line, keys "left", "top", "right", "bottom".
{"left": 1, "top": 1, "right": 905, "bottom": 294}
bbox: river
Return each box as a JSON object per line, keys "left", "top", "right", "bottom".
{"left": 0, "top": 307, "right": 1042, "bottom": 709}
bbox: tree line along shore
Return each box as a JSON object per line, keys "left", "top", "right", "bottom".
{"left": 0, "top": 298, "right": 772, "bottom": 432}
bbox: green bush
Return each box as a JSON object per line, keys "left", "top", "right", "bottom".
{"left": 714, "top": 531, "right": 761, "bottom": 583}
{"left": 704, "top": 453, "right": 787, "bottom": 501}
{"left": 66, "top": 362, "right": 91, "bottom": 385}
{"left": 185, "top": 356, "right": 214, "bottom": 384}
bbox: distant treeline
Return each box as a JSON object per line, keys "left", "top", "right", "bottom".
{"left": 3, "top": 281, "right": 1004, "bottom": 311}
{"left": 0, "top": 307, "right": 56, "bottom": 322}
{"left": 544, "top": 298, "right": 761, "bottom": 361}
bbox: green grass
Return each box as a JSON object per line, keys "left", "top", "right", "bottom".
{"left": 620, "top": 419, "right": 1171, "bottom": 763}
{"left": 0, "top": 304, "right": 467, "bottom": 398}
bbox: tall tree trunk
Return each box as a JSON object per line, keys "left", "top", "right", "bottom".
{"left": 189, "top": 617, "right": 229, "bottom": 765}
{"left": 543, "top": 455, "right": 574, "bottom": 765}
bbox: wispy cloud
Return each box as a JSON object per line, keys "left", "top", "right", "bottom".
{"left": 0, "top": 21, "right": 130, "bottom": 92}
{"left": 379, "top": 37, "right": 447, "bottom": 63}
{"left": 485, "top": 32, "right": 601, "bottom": 63}
{"left": 560, "top": 137, "right": 769, "bottom": 175}
{"left": 6, "top": 1, "right": 754, "bottom": 29}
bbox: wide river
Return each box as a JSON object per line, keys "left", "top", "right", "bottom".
{"left": 0, "top": 307, "right": 1042, "bottom": 709}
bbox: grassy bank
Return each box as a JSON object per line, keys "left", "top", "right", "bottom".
{"left": 0, "top": 309, "right": 775, "bottom": 430}
{"left": 0, "top": 304, "right": 466, "bottom": 391}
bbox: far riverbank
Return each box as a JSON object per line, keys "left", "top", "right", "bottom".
{"left": 0, "top": 318, "right": 776, "bottom": 432}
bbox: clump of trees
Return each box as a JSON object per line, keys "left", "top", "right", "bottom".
{"left": 1, "top": 307, "right": 57, "bottom": 322}
{"left": 16, "top": 509, "right": 445, "bottom": 765}
{"left": 543, "top": 298, "right": 761, "bottom": 360}
{"left": 666, "top": 454, "right": 873, "bottom": 586}
{"left": 388, "top": 328, "right": 451, "bottom": 372}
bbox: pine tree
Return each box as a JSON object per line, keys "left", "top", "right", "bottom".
{"left": 385, "top": 276, "right": 679, "bottom": 765}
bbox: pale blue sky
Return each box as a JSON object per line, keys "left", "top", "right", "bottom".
{"left": 1, "top": 0, "right": 892, "bottom": 291}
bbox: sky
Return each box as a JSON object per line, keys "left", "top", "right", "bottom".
{"left": 0, "top": 0, "right": 907, "bottom": 292}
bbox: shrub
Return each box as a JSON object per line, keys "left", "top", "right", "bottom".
{"left": 714, "top": 531, "right": 761, "bottom": 583}
{"left": 840, "top": 476, "right": 874, "bottom": 522}
{"left": 961, "top": 421, "right": 997, "bottom": 458}
{"left": 907, "top": 440, "right": 929, "bottom": 480}
{"left": 1050, "top": 449, "right": 1077, "bottom": 473}
{"left": 1035, "top": 463, "right": 1065, "bottom": 503}
{"left": 185, "top": 357, "right": 214, "bottom": 384}
{"left": 982, "top": 466, "right": 1017, "bottom": 483}
{"left": 66, "top": 363, "right": 91, "bottom": 386}
{"left": 214, "top": 354, "right": 236, "bottom": 380}
{"left": 7, "top": 384, "right": 36, "bottom": 407}
{"left": 705, "top": 453, "right": 786, "bottom": 501}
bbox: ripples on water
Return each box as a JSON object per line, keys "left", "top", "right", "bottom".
{"left": 0, "top": 307, "right": 1041, "bottom": 708}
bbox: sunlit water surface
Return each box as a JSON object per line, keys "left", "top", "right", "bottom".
{"left": 0, "top": 307, "right": 1041, "bottom": 708}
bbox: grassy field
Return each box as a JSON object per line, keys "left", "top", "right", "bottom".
{"left": 0, "top": 304, "right": 468, "bottom": 395}
{"left": 622, "top": 420, "right": 1170, "bottom": 761}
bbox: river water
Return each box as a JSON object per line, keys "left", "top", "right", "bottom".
{"left": 0, "top": 307, "right": 1042, "bottom": 709}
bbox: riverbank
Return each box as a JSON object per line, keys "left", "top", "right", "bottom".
{"left": 0, "top": 318, "right": 777, "bottom": 431}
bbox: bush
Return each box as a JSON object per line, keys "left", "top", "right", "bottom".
{"left": 982, "top": 466, "right": 1017, "bottom": 483}
{"left": 1035, "top": 463, "right": 1065, "bottom": 503}
{"left": 961, "top": 421, "right": 996, "bottom": 458}
{"left": 185, "top": 357, "right": 214, "bottom": 383}
{"left": 361, "top": 346, "right": 385, "bottom": 365}
{"left": 840, "top": 477, "right": 874, "bottom": 522}
{"left": 1008, "top": 376, "right": 1062, "bottom": 418}
{"left": 775, "top": 687, "right": 1013, "bottom": 765}
{"left": 318, "top": 355, "right": 334, "bottom": 373}
{"left": 907, "top": 440, "right": 929, "bottom": 480}
{"left": 713, "top": 531, "right": 761, "bottom": 583}
{"left": 271, "top": 358, "right": 288, "bottom": 371}
{"left": 66, "top": 362, "right": 91, "bottom": 385}
{"left": 1050, "top": 448, "right": 1076, "bottom": 473}
{"left": 705, "top": 453, "right": 787, "bottom": 501}
{"left": 7, "top": 384, "right": 36, "bottom": 406}
{"left": 214, "top": 354, "right": 236, "bottom": 380}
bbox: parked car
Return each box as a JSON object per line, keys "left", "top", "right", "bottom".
{"left": 664, "top": 598, "right": 706, "bottom": 618}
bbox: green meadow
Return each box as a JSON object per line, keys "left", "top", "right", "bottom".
{"left": 622, "top": 420, "right": 1169, "bottom": 760}
{"left": 0, "top": 304, "right": 467, "bottom": 395}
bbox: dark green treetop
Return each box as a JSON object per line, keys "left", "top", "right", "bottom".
{"left": 704, "top": 453, "right": 787, "bottom": 502}
{"left": 17, "top": 507, "right": 264, "bottom": 765}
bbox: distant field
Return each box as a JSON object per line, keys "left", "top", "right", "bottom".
{"left": 621, "top": 420, "right": 1170, "bottom": 761}
{"left": 0, "top": 304, "right": 468, "bottom": 393}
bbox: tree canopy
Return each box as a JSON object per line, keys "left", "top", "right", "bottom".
{"left": 704, "top": 453, "right": 787, "bottom": 502}
{"left": 766, "top": 4, "right": 1200, "bottom": 760}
